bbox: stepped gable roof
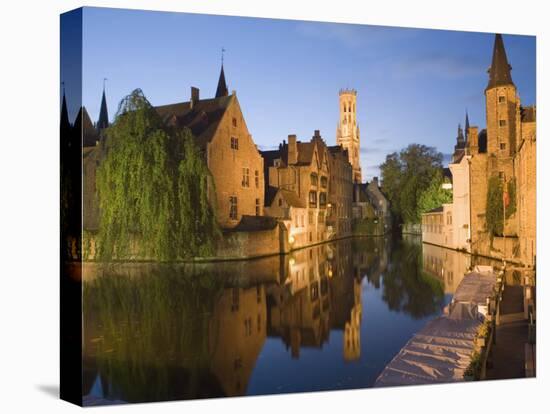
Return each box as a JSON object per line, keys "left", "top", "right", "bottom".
{"left": 154, "top": 95, "right": 233, "bottom": 149}
{"left": 521, "top": 106, "right": 536, "bottom": 123}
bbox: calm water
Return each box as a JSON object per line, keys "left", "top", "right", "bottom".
{"left": 82, "top": 236, "right": 477, "bottom": 405}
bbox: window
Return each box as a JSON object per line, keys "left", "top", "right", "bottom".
{"left": 498, "top": 96, "right": 506, "bottom": 103}
{"left": 319, "top": 192, "right": 327, "bottom": 207}
{"left": 499, "top": 171, "right": 505, "bottom": 180}
{"left": 256, "top": 285, "right": 262, "bottom": 303}
{"left": 309, "top": 191, "right": 317, "bottom": 208}
{"left": 318, "top": 211, "right": 325, "bottom": 224}
{"left": 278, "top": 197, "right": 283, "bottom": 207}
{"left": 242, "top": 168, "right": 250, "bottom": 187}
{"left": 499, "top": 119, "right": 507, "bottom": 127}
{"left": 500, "top": 143, "right": 506, "bottom": 150}
{"left": 231, "top": 137, "right": 239, "bottom": 149}
{"left": 310, "top": 173, "right": 318, "bottom": 186}
{"left": 308, "top": 211, "right": 314, "bottom": 224}
{"left": 320, "top": 176, "right": 328, "bottom": 189}
{"left": 244, "top": 318, "right": 252, "bottom": 336}
{"left": 255, "top": 198, "right": 260, "bottom": 216}
{"left": 255, "top": 170, "right": 259, "bottom": 188}
{"left": 229, "top": 196, "right": 238, "bottom": 220}
{"left": 232, "top": 117, "right": 237, "bottom": 127}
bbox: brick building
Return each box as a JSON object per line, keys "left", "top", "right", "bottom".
{"left": 327, "top": 145, "right": 353, "bottom": 237}
{"left": 155, "top": 65, "right": 265, "bottom": 229}
{"left": 467, "top": 34, "right": 536, "bottom": 265}
{"left": 261, "top": 131, "right": 332, "bottom": 249}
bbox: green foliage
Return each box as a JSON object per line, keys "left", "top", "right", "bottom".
{"left": 96, "top": 89, "right": 219, "bottom": 261}
{"left": 506, "top": 178, "right": 517, "bottom": 217}
{"left": 83, "top": 267, "right": 226, "bottom": 401}
{"left": 486, "top": 175, "right": 504, "bottom": 238}
{"left": 418, "top": 170, "right": 453, "bottom": 216}
{"left": 464, "top": 351, "right": 482, "bottom": 380}
{"left": 380, "top": 144, "right": 444, "bottom": 226}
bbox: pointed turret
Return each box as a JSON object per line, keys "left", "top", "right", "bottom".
{"left": 60, "top": 87, "right": 70, "bottom": 132}
{"left": 97, "top": 86, "right": 109, "bottom": 132}
{"left": 487, "top": 34, "right": 514, "bottom": 90}
{"left": 215, "top": 64, "right": 228, "bottom": 98}
{"left": 457, "top": 123, "right": 465, "bottom": 147}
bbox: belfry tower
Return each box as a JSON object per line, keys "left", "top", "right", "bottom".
{"left": 336, "top": 89, "right": 361, "bottom": 183}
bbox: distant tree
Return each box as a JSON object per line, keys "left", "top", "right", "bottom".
{"left": 96, "top": 89, "right": 219, "bottom": 261}
{"left": 486, "top": 175, "right": 504, "bottom": 240}
{"left": 418, "top": 170, "right": 453, "bottom": 217}
{"left": 380, "top": 144, "right": 444, "bottom": 226}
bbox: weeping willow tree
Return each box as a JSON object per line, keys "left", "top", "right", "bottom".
{"left": 96, "top": 89, "right": 219, "bottom": 261}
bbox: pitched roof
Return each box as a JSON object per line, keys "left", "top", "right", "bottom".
{"left": 215, "top": 65, "right": 228, "bottom": 98}
{"left": 154, "top": 95, "right": 234, "bottom": 149}
{"left": 487, "top": 34, "right": 514, "bottom": 90}
{"left": 280, "top": 189, "right": 306, "bottom": 208}
{"left": 75, "top": 106, "right": 99, "bottom": 147}
{"left": 227, "top": 215, "right": 279, "bottom": 232}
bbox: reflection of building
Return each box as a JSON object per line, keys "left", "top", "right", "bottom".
{"left": 262, "top": 131, "right": 331, "bottom": 249}
{"left": 209, "top": 285, "right": 267, "bottom": 397}
{"left": 267, "top": 245, "right": 331, "bottom": 357}
{"left": 422, "top": 242, "right": 471, "bottom": 294}
{"left": 343, "top": 279, "right": 362, "bottom": 361}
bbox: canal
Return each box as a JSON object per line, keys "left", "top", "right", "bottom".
{"left": 82, "top": 235, "right": 482, "bottom": 405}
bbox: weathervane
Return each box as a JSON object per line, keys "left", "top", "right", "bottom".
{"left": 221, "top": 47, "right": 226, "bottom": 66}
{"left": 103, "top": 77, "right": 108, "bottom": 91}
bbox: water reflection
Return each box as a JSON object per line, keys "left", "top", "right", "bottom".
{"left": 83, "top": 237, "right": 476, "bottom": 404}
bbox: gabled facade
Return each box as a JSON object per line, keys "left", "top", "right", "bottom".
{"left": 261, "top": 131, "right": 331, "bottom": 249}
{"left": 154, "top": 66, "right": 265, "bottom": 229}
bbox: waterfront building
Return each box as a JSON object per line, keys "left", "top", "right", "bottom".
{"left": 336, "top": 89, "right": 362, "bottom": 183}
{"left": 155, "top": 65, "right": 265, "bottom": 229}
{"left": 467, "top": 34, "right": 536, "bottom": 264}
{"left": 83, "top": 65, "right": 266, "bottom": 231}
{"left": 365, "top": 177, "right": 392, "bottom": 232}
{"left": 327, "top": 145, "right": 353, "bottom": 237}
{"left": 421, "top": 204, "right": 453, "bottom": 248}
{"left": 261, "top": 131, "right": 332, "bottom": 249}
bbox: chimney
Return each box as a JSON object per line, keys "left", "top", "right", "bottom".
{"left": 313, "top": 130, "right": 321, "bottom": 139}
{"left": 288, "top": 134, "right": 298, "bottom": 165}
{"left": 372, "top": 176, "right": 379, "bottom": 186}
{"left": 190, "top": 87, "right": 200, "bottom": 109}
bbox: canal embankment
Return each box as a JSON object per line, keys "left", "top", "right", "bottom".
{"left": 374, "top": 266, "right": 499, "bottom": 387}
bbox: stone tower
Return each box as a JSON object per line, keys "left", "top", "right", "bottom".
{"left": 336, "top": 89, "right": 361, "bottom": 183}
{"left": 485, "top": 34, "right": 518, "bottom": 159}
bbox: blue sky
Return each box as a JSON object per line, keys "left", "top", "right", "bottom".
{"left": 70, "top": 7, "right": 535, "bottom": 180}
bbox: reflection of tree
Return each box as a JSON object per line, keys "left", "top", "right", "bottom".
{"left": 381, "top": 239, "right": 445, "bottom": 319}
{"left": 83, "top": 267, "right": 226, "bottom": 403}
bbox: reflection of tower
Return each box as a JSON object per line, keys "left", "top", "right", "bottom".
{"left": 343, "top": 279, "right": 362, "bottom": 361}
{"left": 336, "top": 89, "right": 361, "bottom": 183}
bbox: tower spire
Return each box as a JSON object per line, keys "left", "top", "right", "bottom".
{"left": 60, "top": 82, "right": 70, "bottom": 130}
{"left": 97, "top": 78, "right": 109, "bottom": 131}
{"left": 464, "top": 110, "right": 470, "bottom": 141}
{"left": 487, "top": 34, "right": 514, "bottom": 89}
{"left": 215, "top": 48, "right": 228, "bottom": 98}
